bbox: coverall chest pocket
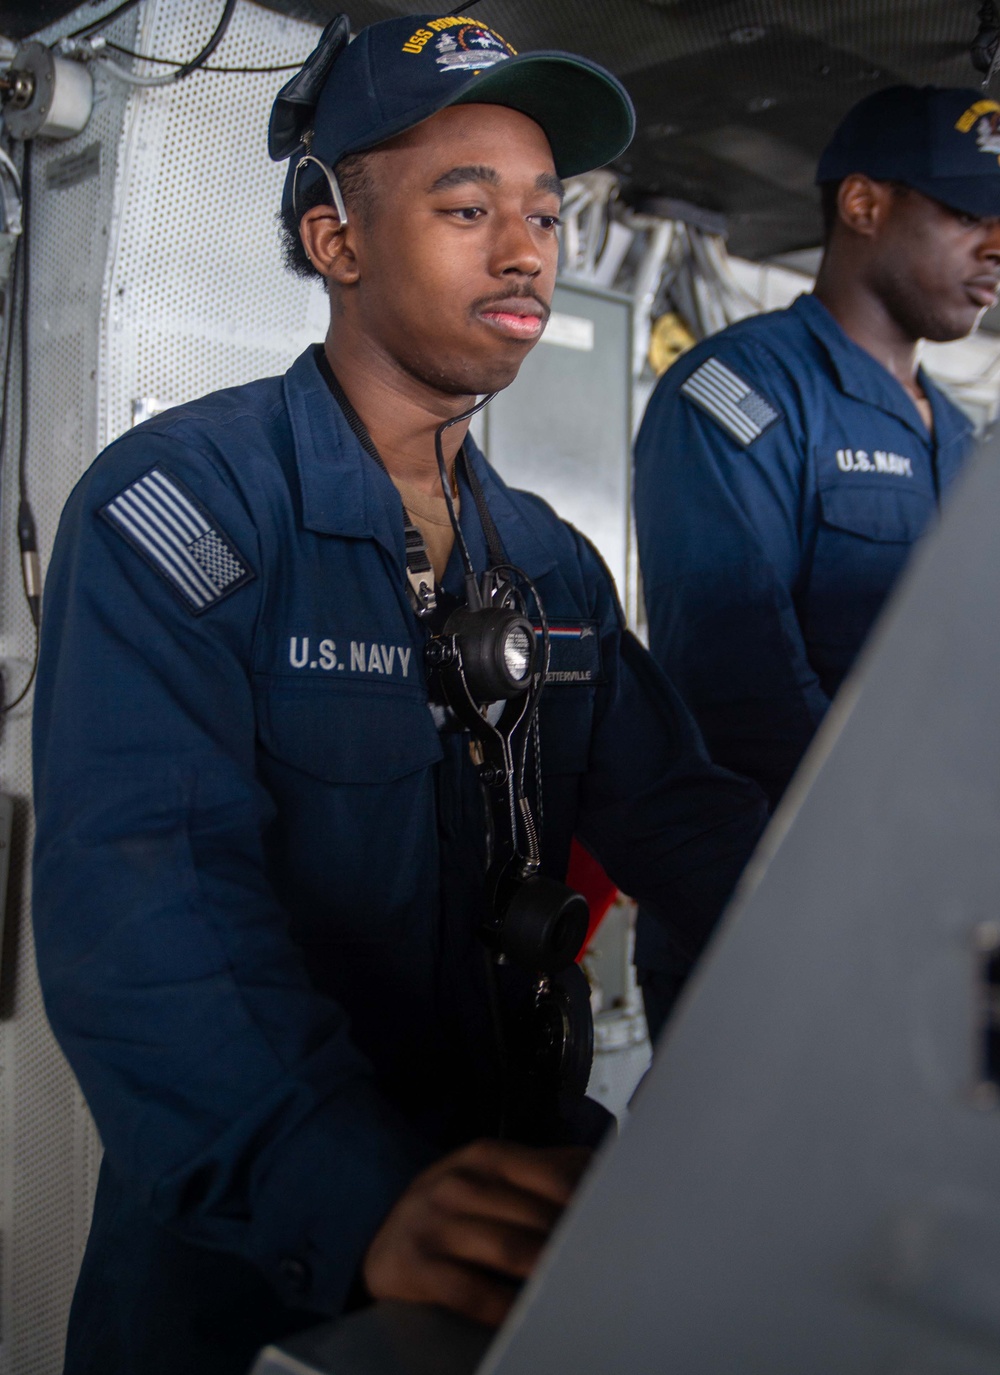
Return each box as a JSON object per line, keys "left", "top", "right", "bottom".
{"left": 255, "top": 680, "right": 443, "bottom": 782}
{"left": 252, "top": 679, "right": 444, "bottom": 946}
{"left": 806, "top": 479, "right": 936, "bottom": 657}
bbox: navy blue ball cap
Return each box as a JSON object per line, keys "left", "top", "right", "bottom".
{"left": 272, "top": 12, "right": 635, "bottom": 214}
{"left": 817, "top": 85, "right": 1000, "bottom": 219}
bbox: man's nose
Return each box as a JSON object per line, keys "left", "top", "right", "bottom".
{"left": 491, "top": 214, "right": 544, "bottom": 279}
{"left": 979, "top": 218, "right": 1000, "bottom": 263}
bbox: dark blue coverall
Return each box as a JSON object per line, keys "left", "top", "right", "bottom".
{"left": 32, "top": 345, "right": 766, "bottom": 1375}
{"left": 633, "top": 292, "right": 973, "bottom": 1031}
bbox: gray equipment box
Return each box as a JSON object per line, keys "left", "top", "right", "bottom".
{"left": 482, "top": 426, "right": 1000, "bottom": 1374}
{"left": 479, "top": 280, "right": 633, "bottom": 605}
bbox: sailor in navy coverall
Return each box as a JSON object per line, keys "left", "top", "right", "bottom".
{"left": 634, "top": 85, "right": 1000, "bottom": 1036}
{"left": 636, "top": 292, "right": 971, "bottom": 807}
{"left": 31, "top": 15, "right": 765, "bottom": 1373}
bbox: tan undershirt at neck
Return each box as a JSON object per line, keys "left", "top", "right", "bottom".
{"left": 911, "top": 388, "right": 934, "bottom": 435}
{"left": 391, "top": 474, "right": 459, "bottom": 583}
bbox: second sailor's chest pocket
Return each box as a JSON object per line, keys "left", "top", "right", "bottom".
{"left": 816, "top": 478, "right": 935, "bottom": 545}
{"left": 806, "top": 476, "right": 937, "bottom": 647}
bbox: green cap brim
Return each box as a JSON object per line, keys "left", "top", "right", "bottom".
{"left": 446, "top": 52, "right": 635, "bottom": 178}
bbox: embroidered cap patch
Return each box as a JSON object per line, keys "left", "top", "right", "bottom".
{"left": 100, "top": 467, "right": 254, "bottom": 613}
{"left": 681, "top": 356, "right": 780, "bottom": 446}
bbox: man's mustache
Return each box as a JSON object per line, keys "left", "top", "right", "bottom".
{"left": 470, "top": 287, "right": 551, "bottom": 323}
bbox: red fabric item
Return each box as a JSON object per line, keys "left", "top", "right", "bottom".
{"left": 567, "top": 838, "right": 618, "bottom": 953}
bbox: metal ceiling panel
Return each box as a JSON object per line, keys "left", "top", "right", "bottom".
{"left": 8, "top": 1, "right": 991, "bottom": 255}
{"left": 248, "top": 0, "right": 990, "bottom": 258}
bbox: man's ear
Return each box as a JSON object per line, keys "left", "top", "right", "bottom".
{"left": 836, "top": 173, "right": 892, "bottom": 238}
{"left": 299, "top": 204, "right": 360, "bottom": 286}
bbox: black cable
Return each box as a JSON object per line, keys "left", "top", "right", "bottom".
{"left": 103, "top": 42, "right": 301, "bottom": 73}
{"left": 434, "top": 407, "right": 486, "bottom": 592}
{"left": 460, "top": 442, "right": 506, "bottom": 568}
{"left": 185, "top": 61, "right": 302, "bottom": 74}
{"left": 443, "top": 451, "right": 551, "bottom": 864}
{"left": 1, "top": 144, "right": 39, "bottom": 714}
{"left": 15, "top": 145, "right": 39, "bottom": 633}
{"left": 4, "top": 630, "right": 38, "bottom": 714}
{"left": 75, "top": 0, "right": 242, "bottom": 80}
{"left": 0, "top": 237, "right": 19, "bottom": 498}
{"left": 17, "top": 147, "right": 30, "bottom": 506}
{"left": 66, "top": 0, "right": 142, "bottom": 41}
{"left": 78, "top": 0, "right": 478, "bottom": 68}
{"left": 173, "top": 0, "right": 238, "bottom": 79}
{"left": 487, "top": 561, "right": 550, "bottom": 860}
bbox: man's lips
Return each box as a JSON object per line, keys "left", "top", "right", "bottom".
{"left": 476, "top": 297, "right": 548, "bottom": 341}
{"left": 966, "top": 277, "right": 1000, "bottom": 308}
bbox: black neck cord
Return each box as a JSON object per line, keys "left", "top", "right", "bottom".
{"left": 315, "top": 357, "right": 554, "bottom": 1117}
{"left": 317, "top": 348, "right": 500, "bottom": 604}
{"left": 316, "top": 349, "right": 381, "bottom": 467}
{"left": 316, "top": 350, "right": 548, "bottom": 819}
{"left": 318, "top": 352, "right": 437, "bottom": 613}
{"left": 462, "top": 446, "right": 507, "bottom": 570}
{"left": 432, "top": 397, "right": 497, "bottom": 607}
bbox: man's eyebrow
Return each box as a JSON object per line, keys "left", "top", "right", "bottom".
{"left": 536, "top": 172, "right": 565, "bottom": 202}
{"left": 426, "top": 166, "right": 565, "bottom": 201}
{"left": 428, "top": 164, "right": 501, "bottom": 194}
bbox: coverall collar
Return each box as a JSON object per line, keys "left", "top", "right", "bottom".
{"left": 283, "top": 346, "right": 557, "bottom": 579}
{"left": 792, "top": 292, "right": 972, "bottom": 450}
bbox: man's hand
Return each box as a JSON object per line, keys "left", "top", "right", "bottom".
{"left": 362, "top": 1138, "right": 590, "bottom": 1327}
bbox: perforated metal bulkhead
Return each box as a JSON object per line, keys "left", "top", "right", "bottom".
{"left": 0, "top": 5, "right": 325, "bottom": 1372}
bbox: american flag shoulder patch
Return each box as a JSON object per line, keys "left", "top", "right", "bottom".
{"left": 100, "top": 466, "right": 255, "bottom": 613}
{"left": 680, "top": 356, "right": 781, "bottom": 446}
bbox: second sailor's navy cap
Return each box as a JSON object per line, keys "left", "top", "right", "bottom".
{"left": 270, "top": 12, "right": 636, "bottom": 214}
{"left": 817, "top": 85, "right": 1000, "bottom": 218}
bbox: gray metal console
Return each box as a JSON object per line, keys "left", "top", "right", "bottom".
{"left": 252, "top": 1302, "right": 490, "bottom": 1375}
{"left": 257, "top": 429, "right": 1000, "bottom": 1374}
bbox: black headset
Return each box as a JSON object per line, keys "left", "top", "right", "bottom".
{"left": 423, "top": 404, "right": 590, "bottom": 978}
{"left": 323, "top": 357, "right": 594, "bottom": 1112}
{"left": 423, "top": 405, "right": 596, "bottom": 1118}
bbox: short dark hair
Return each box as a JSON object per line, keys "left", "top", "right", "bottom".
{"left": 278, "top": 151, "right": 376, "bottom": 281}
{"left": 819, "top": 175, "right": 911, "bottom": 242}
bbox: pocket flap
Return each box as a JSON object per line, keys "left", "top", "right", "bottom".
{"left": 818, "top": 482, "right": 934, "bottom": 544}
{"left": 255, "top": 680, "right": 443, "bottom": 784}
